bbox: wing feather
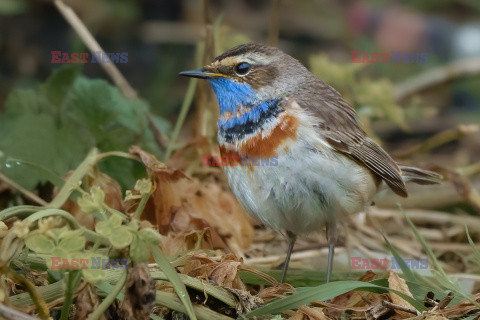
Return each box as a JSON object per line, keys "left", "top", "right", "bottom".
{"left": 290, "top": 82, "right": 408, "bottom": 197}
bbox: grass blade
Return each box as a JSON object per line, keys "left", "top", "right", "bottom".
{"left": 382, "top": 233, "right": 417, "bottom": 283}
{"left": 466, "top": 226, "right": 480, "bottom": 266}
{"left": 401, "top": 209, "right": 457, "bottom": 290}
{"left": 245, "top": 280, "right": 426, "bottom": 318}
{"left": 402, "top": 209, "right": 480, "bottom": 308}
{"left": 155, "top": 291, "right": 230, "bottom": 320}
{"left": 150, "top": 245, "right": 197, "bottom": 320}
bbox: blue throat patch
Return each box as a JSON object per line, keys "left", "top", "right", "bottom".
{"left": 208, "top": 77, "right": 257, "bottom": 113}
{"left": 207, "top": 77, "right": 282, "bottom": 141}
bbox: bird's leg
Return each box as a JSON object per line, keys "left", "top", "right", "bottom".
{"left": 280, "top": 231, "right": 296, "bottom": 283}
{"left": 326, "top": 222, "right": 338, "bottom": 283}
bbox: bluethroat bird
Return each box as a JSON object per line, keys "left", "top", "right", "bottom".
{"left": 180, "top": 43, "right": 441, "bottom": 283}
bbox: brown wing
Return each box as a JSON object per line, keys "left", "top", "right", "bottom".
{"left": 290, "top": 81, "right": 408, "bottom": 197}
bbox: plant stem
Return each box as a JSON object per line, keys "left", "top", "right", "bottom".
{"left": 164, "top": 78, "right": 198, "bottom": 161}
{"left": 59, "top": 270, "right": 82, "bottom": 320}
{"left": 0, "top": 172, "right": 48, "bottom": 206}
{"left": 268, "top": 0, "right": 281, "bottom": 46}
{"left": 133, "top": 193, "right": 150, "bottom": 219}
{"left": 6, "top": 269, "right": 50, "bottom": 320}
{"left": 86, "top": 269, "right": 127, "bottom": 320}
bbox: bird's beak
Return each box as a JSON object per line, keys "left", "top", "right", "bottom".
{"left": 179, "top": 69, "right": 210, "bottom": 79}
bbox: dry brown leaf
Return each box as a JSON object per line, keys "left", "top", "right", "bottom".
{"left": 388, "top": 271, "right": 415, "bottom": 318}
{"left": 63, "top": 170, "right": 124, "bottom": 230}
{"left": 257, "top": 283, "right": 295, "bottom": 302}
{"left": 228, "top": 288, "right": 264, "bottom": 314}
{"left": 430, "top": 165, "right": 480, "bottom": 214}
{"left": 108, "top": 263, "right": 156, "bottom": 320}
{"left": 365, "top": 302, "right": 394, "bottom": 320}
{"left": 326, "top": 271, "right": 384, "bottom": 319}
{"left": 74, "top": 284, "right": 100, "bottom": 320}
{"left": 183, "top": 253, "right": 246, "bottom": 290}
{"left": 161, "top": 229, "right": 215, "bottom": 257}
{"left": 129, "top": 146, "right": 254, "bottom": 254}
{"left": 129, "top": 145, "right": 188, "bottom": 229}
{"left": 171, "top": 180, "right": 254, "bottom": 250}
{"left": 432, "top": 293, "right": 480, "bottom": 319}
{"left": 288, "top": 306, "right": 330, "bottom": 320}
{"left": 329, "top": 271, "right": 380, "bottom": 307}
{"left": 419, "top": 315, "right": 449, "bottom": 320}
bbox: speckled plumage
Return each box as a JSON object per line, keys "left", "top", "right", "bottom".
{"left": 180, "top": 43, "right": 442, "bottom": 282}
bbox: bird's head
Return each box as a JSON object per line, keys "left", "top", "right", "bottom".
{"left": 180, "top": 43, "right": 310, "bottom": 115}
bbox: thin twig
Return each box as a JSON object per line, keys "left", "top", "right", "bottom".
{"left": 0, "top": 303, "right": 40, "bottom": 320}
{"left": 194, "top": 0, "right": 217, "bottom": 141}
{"left": 268, "top": 0, "right": 281, "bottom": 46}
{"left": 458, "top": 161, "right": 480, "bottom": 177}
{"left": 433, "top": 291, "right": 455, "bottom": 311}
{"left": 53, "top": 0, "right": 137, "bottom": 99}
{"left": 53, "top": 0, "right": 168, "bottom": 150}
{"left": 396, "top": 124, "right": 479, "bottom": 158}
{"left": 381, "top": 300, "right": 419, "bottom": 315}
{"left": 0, "top": 173, "right": 48, "bottom": 206}
{"left": 394, "top": 57, "right": 480, "bottom": 100}
{"left": 164, "top": 78, "right": 198, "bottom": 161}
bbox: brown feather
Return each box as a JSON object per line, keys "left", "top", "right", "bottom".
{"left": 289, "top": 81, "right": 409, "bottom": 197}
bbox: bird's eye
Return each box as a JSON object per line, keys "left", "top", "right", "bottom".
{"left": 234, "top": 62, "right": 251, "bottom": 76}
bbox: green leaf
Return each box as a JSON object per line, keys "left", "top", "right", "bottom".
{"left": 58, "top": 228, "right": 84, "bottom": 240}
{"left": 108, "top": 214, "right": 124, "bottom": 228}
{"left": 51, "top": 247, "right": 70, "bottom": 259}
{"left": 1, "top": 89, "right": 51, "bottom": 117}
{"left": 80, "top": 253, "right": 108, "bottom": 283}
{"left": 46, "top": 226, "right": 70, "bottom": 243}
{"left": 0, "top": 114, "right": 89, "bottom": 189}
{"left": 138, "top": 228, "right": 162, "bottom": 245}
{"left": 129, "top": 236, "right": 150, "bottom": 263}
{"left": 58, "top": 235, "right": 86, "bottom": 252}
{"left": 109, "top": 227, "right": 133, "bottom": 249}
{"left": 245, "top": 280, "right": 426, "bottom": 318}
{"left": 82, "top": 267, "right": 106, "bottom": 284}
{"left": 95, "top": 220, "right": 111, "bottom": 237}
{"left": 0, "top": 67, "right": 164, "bottom": 191}
{"left": 125, "top": 220, "right": 139, "bottom": 232}
{"left": 25, "top": 234, "right": 54, "bottom": 254}
{"left": 40, "top": 65, "right": 80, "bottom": 110}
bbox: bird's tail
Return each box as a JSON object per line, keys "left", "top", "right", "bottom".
{"left": 399, "top": 165, "right": 443, "bottom": 185}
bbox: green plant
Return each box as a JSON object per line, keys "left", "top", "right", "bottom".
{"left": 0, "top": 150, "right": 198, "bottom": 320}
{"left": 0, "top": 65, "right": 169, "bottom": 190}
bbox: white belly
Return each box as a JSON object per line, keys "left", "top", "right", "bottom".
{"left": 223, "top": 137, "right": 378, "bottom": 236}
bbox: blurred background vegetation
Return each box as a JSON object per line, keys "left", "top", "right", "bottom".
{"left": 0, "top": 0, "right": 479, "bottom": 211}
{"left": 1, "top": 1, "right": 480, "bottom": 318}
